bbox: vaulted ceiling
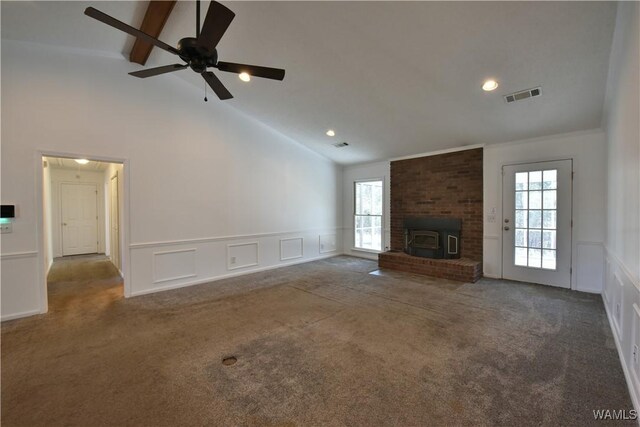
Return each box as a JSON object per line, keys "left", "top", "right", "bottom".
{"left": 2, "top": 1, "right": 617, "bottom": 165}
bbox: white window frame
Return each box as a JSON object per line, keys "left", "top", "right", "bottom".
{"left": 353, "top": 178, "right": 384, "bottom": 253}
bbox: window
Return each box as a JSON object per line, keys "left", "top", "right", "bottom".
{"left": 354, "top": 180, "right": 383, "bottom": 251}
{"left": 514, "top": 169, "right": 557, "bottom": 270}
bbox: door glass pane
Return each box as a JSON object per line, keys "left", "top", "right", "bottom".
{"left": 529, "top": 191, "right": 542, "bottom": 209}
{"left": 542, "top": 250, "right": 556, "bottom": 269}
{"left": 528, "top": 248, "right": 542, "bottom": 267}
{"left": 513, "top": 169, "right": 558, "bottom": 270}
{"left": 542, "top": 230, "right": 556, "bottom": 249}
{"left": 529, "top": 171, "right": 542, "bottom": 190}
{"left": 543, "top": 211, "right": 556, "bottom": 229}
{"left": 515, "top": 192, "right": 528, "bottom": 209}
{"left": 528, "top": 230, "right": 542, "bottom": 248}
{"left": 543, "top": 190, "right": 557, "bottom": 209}
{"left": 516, "top": 172, "right": 528, "bottom": 190}
{"left": 529, "top": 210, "right": 542, "bottom": 228}
{"left": 515, "top": 247, "right": 528, "bottom": 266}
{"left": 543, "top": 170, "right": 557, "bottom": 189}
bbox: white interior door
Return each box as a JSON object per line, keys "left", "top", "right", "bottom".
{"left": 502, "top": 160, "right": 572, "bottom": 288}
{"left": 109, "top": 173, "right": 120, "bottom": 270}
{"left": 61, "top": 183, "right": 98, "bottom": 256}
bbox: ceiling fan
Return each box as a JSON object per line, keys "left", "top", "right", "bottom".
{"left": 84, "top": 0, "right": 285, "bottom": 100}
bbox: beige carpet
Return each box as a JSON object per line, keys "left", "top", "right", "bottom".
{"left": 1, "top": 255, "right": 633, "bottom": 426}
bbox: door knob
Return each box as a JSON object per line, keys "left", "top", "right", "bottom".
{"left": 504, "top": 219, "right": 510, "bottom": 223}
{"left": 504, "top": 226, "right": 510, "bottom": 231}
{"left": 63, "top": 223, "right": 67, "bottom": 226}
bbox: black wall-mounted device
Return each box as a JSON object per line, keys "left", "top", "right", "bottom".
{"left": 1, "top": 205, "right": 16, "bottom": 218}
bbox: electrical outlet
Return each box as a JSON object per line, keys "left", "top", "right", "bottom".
{"left": 230, "top": 256, "right": 236, "bottom": 264}
{"left": 633, "top": 345, "right": 639, "bottom": 365}
{"left": 0, "top": 222, "right": 12, "bottom": 234}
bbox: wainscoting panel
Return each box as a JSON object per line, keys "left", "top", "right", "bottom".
{"left": 1, "top": 253, "right": 42, "bottom": 320}
{"left": 603, "top": 247, "right": 640, "bottom": 414}
{"left": 153, "top": 248, "right": 196, "bottom": 284}
{"left": 128, "top": 228, "right": 342, "bottom": 297}
{"left": 604, "top": 258, "right": 613, "bottom": 304}
{"left": 319, "top": 234, "right": 337, "bottom": 254}
{"left": 227, "top": 242, "right": 259, "bottom": 271}
{"left": 280, "top": 238, "right": 303, "bottom": 261}
{"left": 613, "top": 273, "right": 625, "bottom": 340}
{"left": 631, "top": 304, "right": 640, "bottom": 397}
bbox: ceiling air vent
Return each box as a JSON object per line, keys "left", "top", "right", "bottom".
{"left": 504, "top": 87, "right": 542, "bottom": 103}
{"left": 333, "top": 141, "right": 349, "bottom": 148}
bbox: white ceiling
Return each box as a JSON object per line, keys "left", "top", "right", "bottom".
{"left": 2, "top": 1, "right": 617, "bottom": 165}
{"left": 45, "top": 156, "right": 111, "bottom": 172}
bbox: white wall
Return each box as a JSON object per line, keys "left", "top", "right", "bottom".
{"left": 601, "top": 1, "right": 640, "bottom": 412}
{"left": 1, "top": 40, "right": 342, "bottom": 319}
{"left": 49, "top": 168, "right": 106, "bottom": 257}
{"left": 342, "top": 161, "right": 390, "bottom": 260}
{"left": 483, "top": 129, "right": 607, "bottom": 293}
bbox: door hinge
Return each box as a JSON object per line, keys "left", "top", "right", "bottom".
{"left": 570, "top": 267, "right": 572, "bottom": 275}
{"left": 571, "top": 219, "right": 573, "bottom": 228}
{"left": 572, "top": 171, "right": 575, "bottom": 180}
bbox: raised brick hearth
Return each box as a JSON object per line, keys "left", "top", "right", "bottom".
{"left": 379, "top": 251, "right": 482, "bottom": 283}
{"left": 382, "top": 148, "right": 483, "bottom": 282}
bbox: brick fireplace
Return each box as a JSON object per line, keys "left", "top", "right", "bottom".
{"left": 379, "top": 148, "right": 483, "bottom": 282}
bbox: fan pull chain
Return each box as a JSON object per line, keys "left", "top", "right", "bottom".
{"left": 204, "top": 81, "right": 208, "bottom": 102}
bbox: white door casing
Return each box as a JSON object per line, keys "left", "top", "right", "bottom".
{"left": 110, "top": 173, "right": 120, "bottom": 270}
{"left": 61, "top": 183, "right": 98, "bottom": 256}
{"left": 502, "top": 160, "right": 572, "bottom": 288}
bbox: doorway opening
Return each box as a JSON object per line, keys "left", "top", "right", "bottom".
{"left": 41, "top": 156, "right": 126, "bottom": 312}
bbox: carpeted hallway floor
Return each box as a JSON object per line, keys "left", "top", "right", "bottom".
{"left": 1, "top": 255, "right": 633, "bottom": 426}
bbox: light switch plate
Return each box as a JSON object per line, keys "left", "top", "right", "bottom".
{"left": 0, "top": 222, "right": 12, "bottom": 234}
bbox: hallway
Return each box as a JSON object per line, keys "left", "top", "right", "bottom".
{"left": 47, "top": 254, "right": 123, "bottom": 313}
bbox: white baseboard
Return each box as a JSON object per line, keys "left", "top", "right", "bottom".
{"left": 1, "top": 309, "right": 41, "bottom": 322}
{"left": 603, "top": 295, "right": 640, "bottom": 416}
{"left": 130, "top": 252, "right": 341, "bottom": 297}
{"left": 345, "top": 249, "right": 379, "bottom": 261}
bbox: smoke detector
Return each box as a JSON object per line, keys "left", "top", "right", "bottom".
{"left": 333, "top": 141, "right": 349, "bottom": 148}
{"left": 504, "top": 87, "right": 542, "bottom": 103}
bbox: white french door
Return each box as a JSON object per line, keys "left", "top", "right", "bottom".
{"left": 502, "top": 160, "right": 572, "bottom": 288}
{"left": 109, "top": 173, "right": 120, "bottom": 270}
{"left": 61, "top": 183, "right": 98, "bottom": 256}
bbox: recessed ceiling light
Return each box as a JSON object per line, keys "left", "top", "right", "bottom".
{"left": 74, "top": 159, "right": 89, "bottom": 165}
{"left": 238, "top": 72, "right": 251, "bottom": 82}
{"left": 326, "top": 129, "right": 335, "bottom": 137}
{"left": 482, "top": 80, "right": 499, "bottom": 91}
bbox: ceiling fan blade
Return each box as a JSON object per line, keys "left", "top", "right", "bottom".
{"left": 202, "top": 72, "right": 233, "bottom": 100}
{"left": 197, "top": 1, "right": 235, "bottom": 50}
{"left": 84, "top": 7, "right": 179, "bottom": 56}
{"left": 216, "top": 62, "right": 285, "bottom": 81}
{"left": 129, "top": 64, "right": 188, "bottom": 78}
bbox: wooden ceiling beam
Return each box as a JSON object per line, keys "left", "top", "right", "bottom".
{"left": 129, "top": 1, "right": 177, "bottom": 65}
